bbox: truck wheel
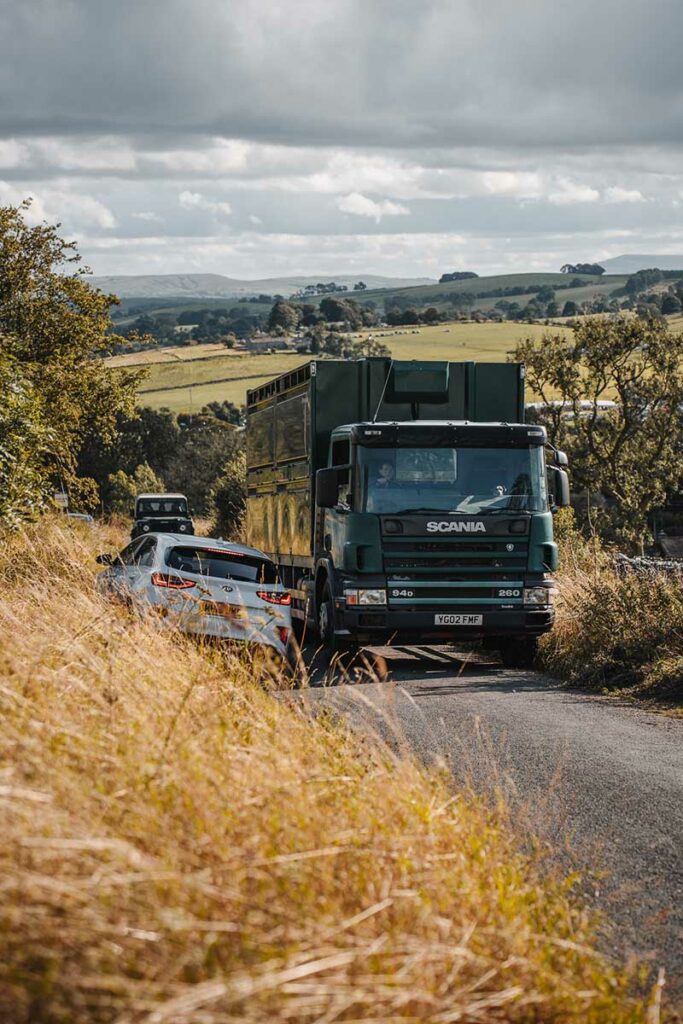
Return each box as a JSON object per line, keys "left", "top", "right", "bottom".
{"left": 316, "top": 582, "right": 357, "bottom": 670}
{"left": 498, "top": 636, "right": 538, "bottom": 669}
{"left": 317, "top": 582, "right": 335, "bottom": 645}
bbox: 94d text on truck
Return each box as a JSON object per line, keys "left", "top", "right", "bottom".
{"left": 245, "top": 359, "right": 570, "bottom": 668}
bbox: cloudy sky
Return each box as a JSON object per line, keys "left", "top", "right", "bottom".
{"left": 1, "top": 0, "right": 682, "bottom": 279}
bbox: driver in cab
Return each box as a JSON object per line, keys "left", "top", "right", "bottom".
{"left": 366, "top": 459, "right": 397, "bottom": 511}
{"left": 375, "top": 461, "right": 395, "bottom": 488}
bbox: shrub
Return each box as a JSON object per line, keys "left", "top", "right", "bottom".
{"left": 541, "top": 544, "right": 683, "bottom": 700}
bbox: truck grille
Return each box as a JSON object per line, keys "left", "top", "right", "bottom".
{"left": 383, "top": 535, "right": 528, "bottom": 575}
{"left": 383, "top": 533, "right": 528, "bottom": 606}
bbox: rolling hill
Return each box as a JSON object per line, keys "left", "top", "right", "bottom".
{"left": 599, "top": 255, "right": 683, "bottom": 274}
{"left": 331, "top": 271, "right": 628, "bottom": 312}
{"left": 90, "top": 272, "right": 434, "bottom": 299}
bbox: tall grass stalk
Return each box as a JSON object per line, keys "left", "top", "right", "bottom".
{"left": 0, "top": 518, "right": 659, "bottom": 1021}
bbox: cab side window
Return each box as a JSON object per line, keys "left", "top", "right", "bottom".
{"left": 331, "top": 438, "right": 351, "bottom": 505}
{"left": 135, "top": 537, "right": 157, "bottom": 567}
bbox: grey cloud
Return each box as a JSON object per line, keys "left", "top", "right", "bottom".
{"left": 2, "top": 0, "right": 683, "bottom": 277}
{"left": 1, "top": 0, "right": 683, "bottom": 148}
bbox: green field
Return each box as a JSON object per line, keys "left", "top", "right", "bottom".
{"left": 346, "top": 272, "right": 628, "bottom": 310}
{"left": 111, "top": 297, "right": 273, "bottom": 327}
{"left": 136, "top": 351, "right": 306, "bottom": 411}
{"left": 128, "top": 321, "right": 571, "bottom": 412}
{"left": 108, "top": 342, "right": 232, "bottom": 366}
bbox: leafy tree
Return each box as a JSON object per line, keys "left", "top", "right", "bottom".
{"left": 386, "top": 308, "right": 420, "bottom": 325}
{"left": 662, "top": 293, "right": 682, "bottom": 315}
{"left": 346, "top": 337, "right": 390, "bottom": 358}
{"left": 267, "top": 299, "right": 299, "bottom": 334}
{"left": 200, "top": 400, "right": 242, "bottom": 425}
{"left": 166, "top": 416, "right": 242, "bottom": 516}
{"left": 561, "top": 300, "right": 578, "bottom": 317}
{"left": 635, "top": 300, "right": 664, "bottom": 322}
{"left": 0, "top": 200, "right": 143, "bottom": 522}
{"left": 353, "top": 281, "right": 367, "bottom": 291}
{"left": 439, "top": 271, "right": 478, "bottom": 283}
{"left": 78, "top": 407, "right": 180, "bottom": 496}
{"left": 515, "top": 316, "right": 683, "bottom": 550}
{"left": 625, "top": 268, "right": 663, "bottom": 295}
{"left": 560, "top": 263, "right": 605, "bottom": 276}
{"left": 319, "top": 296, "right": 362, "bottom": 328}
{"left": 211, "top": 452, "right": 246, "bottom": 539}
{"left": 0, "top": 354, "right": 52, "bottom": 525}
{"left": 300, "top": 303, "right": 321, "bottom": 327}
{"left": 106, "top": 463, "right": 165, "bottom": 517}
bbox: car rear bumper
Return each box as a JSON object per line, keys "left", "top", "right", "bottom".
{"left": 152, "top": 601, "right": 289, "bottom": 655}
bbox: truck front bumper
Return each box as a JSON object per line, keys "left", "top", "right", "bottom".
{"left": 337, "top": 605, "right": 554, "bottom": 645}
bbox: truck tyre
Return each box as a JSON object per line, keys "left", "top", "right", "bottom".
{"left": 316, "top": 581, "right": 357, "bottom": 672}
{"left": 317, "top": 582, "right": 335, "bottom": 646}
{"left": 498, "top": 636, "right": 538, "bottom": 669}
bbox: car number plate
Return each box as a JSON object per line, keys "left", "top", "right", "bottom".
{"left": 198, "top": 600, "right": 245, "bottom": 619}
{"left": 434, "top": 613, "right": 483, "bottom": 626}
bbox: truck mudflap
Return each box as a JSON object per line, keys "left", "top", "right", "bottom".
{"left": 336, "top": 605, "right": 554, "bottom": 645}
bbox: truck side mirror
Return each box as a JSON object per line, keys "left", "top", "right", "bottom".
{"left": 547, "top": 466, "right": 570, "bottom": 509}
{"left": 554, "top": 449, "right": 569, "bottom": 467}
{"left": 316, "top": 468, "right": 340, "bottom": 509}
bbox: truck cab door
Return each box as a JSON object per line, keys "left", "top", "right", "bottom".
{"left": 324, "top": 438, "right": 352, "bottom": 560}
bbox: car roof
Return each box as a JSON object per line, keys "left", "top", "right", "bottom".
{"left": 136, "top": 493, "right": 187, "bottom": 500}
{"left": 152, "top": 533, "right": 274, "bottom": 561}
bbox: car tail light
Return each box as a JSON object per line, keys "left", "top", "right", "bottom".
{"left": 278, "top": 627, "right": 289, "bottom": 645}
{"left": 257, "top": 590, "right": 291, "bottom": 605}
{"left": 151, "top": 572, "right": 195, "bottom": 590}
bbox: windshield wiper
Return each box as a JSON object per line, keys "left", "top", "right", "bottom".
{"left": 482, "top": 506, "right": 532, "bottom": 514}
{"left": 392, "top": 508, "right": 473, "bottom": 515}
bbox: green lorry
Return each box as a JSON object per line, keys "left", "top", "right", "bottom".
{"left": 245, "top": 358, "right": 569, "bottom": 667}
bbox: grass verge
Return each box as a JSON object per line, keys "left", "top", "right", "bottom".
{"left": 0, "top": 517, "right": 659, "bottom": 1021}
{"left": 540, "top": 527, "right": 683, "bottom": 705}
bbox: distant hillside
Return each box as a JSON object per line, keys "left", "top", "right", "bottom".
{"left": 339, "top": 271, "right": 627, "bottom": 312}
{"left": 90, "top": 272, "right": 434, "bottom": 299}
{"left": 599, "top": 255, "right": 683, "bottom": 274}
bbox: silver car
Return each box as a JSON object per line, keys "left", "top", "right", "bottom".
{"left": 96, "top": 533, "right": 292, "bottom": 659}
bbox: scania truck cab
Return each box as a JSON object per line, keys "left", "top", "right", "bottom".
{"left": 246, "top": 358, "right": 569, "bottom": 668}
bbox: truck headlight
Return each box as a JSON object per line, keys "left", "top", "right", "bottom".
{"left": 523, "top": 586, "right": 554, "bottom": 607}
{"left": 179, "top": 524, "right": 187, "bottom": 532}
{"left": 344, "top": 589, "right": 387, "bottom": 606}
{"left": 143, "top": 524, "right": 150, "bottom": 532}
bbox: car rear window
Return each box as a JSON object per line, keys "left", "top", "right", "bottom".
{"left": 166, "top": 545, "right": 279, "bottom": 584}
{"left": 137, "top": 499, "right": 188, "bottom": 517}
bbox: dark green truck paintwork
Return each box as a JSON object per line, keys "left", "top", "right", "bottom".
{"left": 246, "top": 359, "right": 561, "bottom": 659}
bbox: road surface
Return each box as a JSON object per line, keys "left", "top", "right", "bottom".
{"left": 302, "top": 647, "right": 683, "bottom": 988}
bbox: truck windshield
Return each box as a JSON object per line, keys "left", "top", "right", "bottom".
{"left": 359, "top": 446, "right": 547, "bottom": 514}
{"left": 137, "top": 499, "right": 188, "bottom": 517}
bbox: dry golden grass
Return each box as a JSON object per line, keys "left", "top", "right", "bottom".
{"left": 540, "top": 522, "right": 683, "bottom": 703}
{"left": 0, "top": 517, "right": 658, "bottom": 1022}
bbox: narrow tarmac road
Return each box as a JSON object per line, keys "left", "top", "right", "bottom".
{"left": 303, "top": 647, "right": 683, "bottom": 988}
